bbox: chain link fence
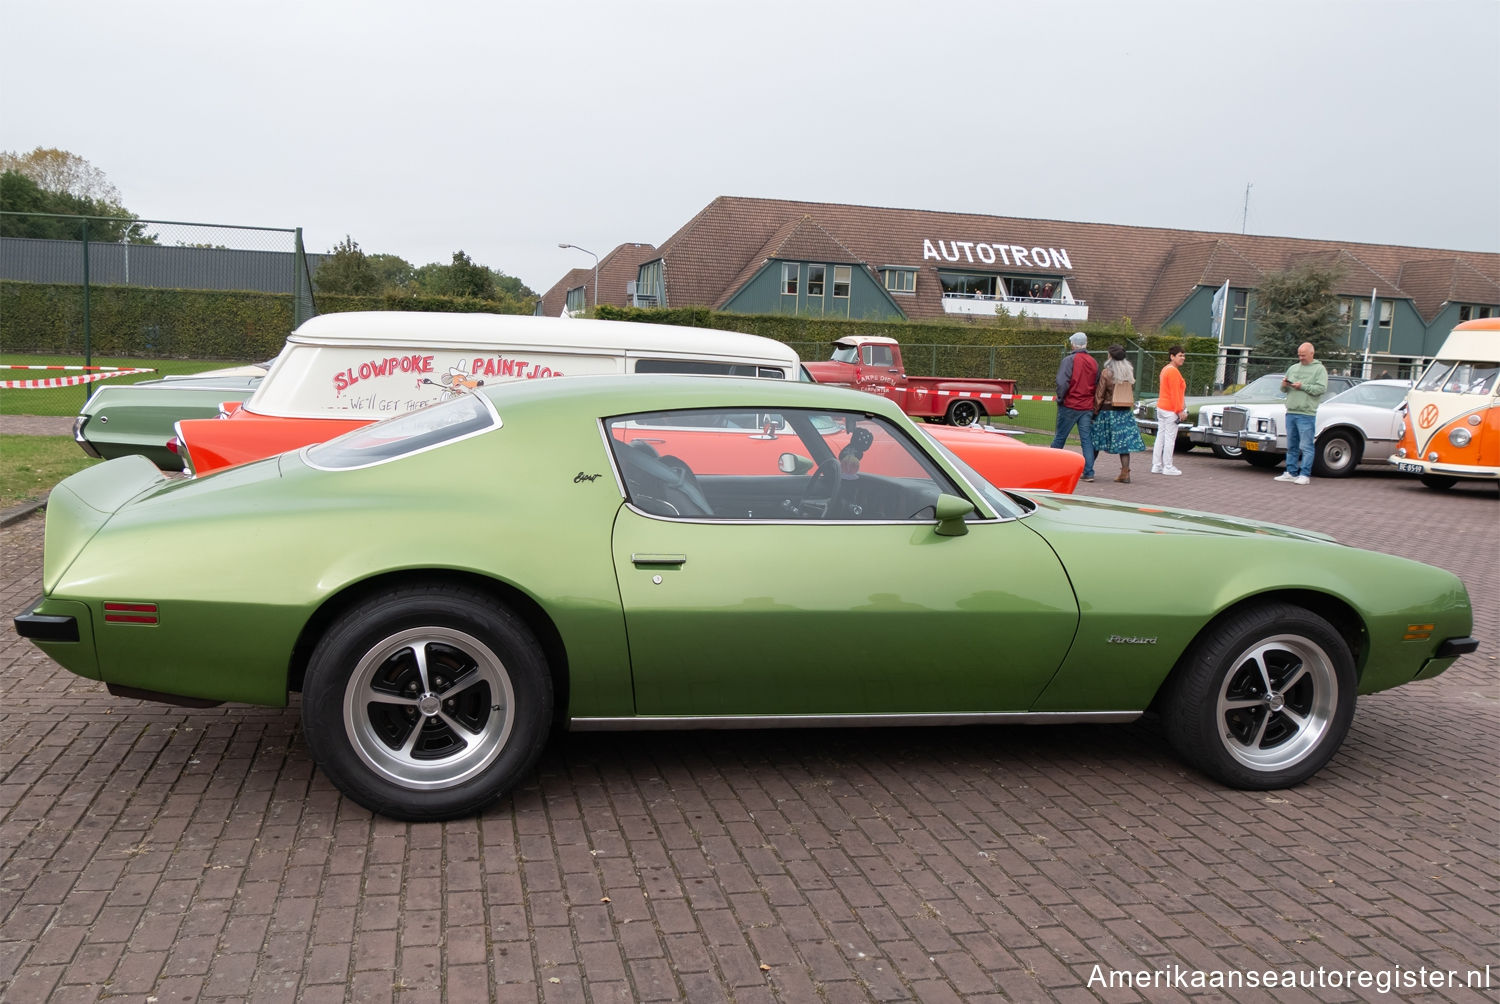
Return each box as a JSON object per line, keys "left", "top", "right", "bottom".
{"left": 0, "top": 214, "right": 316, "bottom": 364}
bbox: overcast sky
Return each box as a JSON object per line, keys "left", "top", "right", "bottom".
{"left": 3, "top": 0, "right": 1496, "bottom": 295}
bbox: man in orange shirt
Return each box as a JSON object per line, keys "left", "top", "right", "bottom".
{"left": 1151, "top": 346, "right": 1188, "bottom": 476}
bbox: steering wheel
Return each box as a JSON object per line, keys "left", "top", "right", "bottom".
{"left": 658, "top": 454, "right": 704, "bottom": 497}
{"left": 803, "top": 456, "right": 845, "bottom": 519}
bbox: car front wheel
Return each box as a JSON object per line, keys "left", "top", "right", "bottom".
{"left": 1209, "top": 443, "right": 1243, "bottom": 459}
{"left": 1160, "top": 603, "right": 1355, "bottom": 789}
{"left": 302, "top": 586, "right": 552, "bottom": 821}
{"left": 1313, "top": 431, "right": 1361, "bottom": 477}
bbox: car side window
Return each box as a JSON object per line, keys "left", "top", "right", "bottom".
{"left": 606, "top": 408, "right": 966, "bottom": 522}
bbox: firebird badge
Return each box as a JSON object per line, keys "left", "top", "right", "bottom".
{"left": 1107, "top": 635, "right": 1158, "bottom": 645}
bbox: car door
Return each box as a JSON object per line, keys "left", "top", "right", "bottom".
{"left": 605, "top": 407, "right": 1079, "bottom": 719}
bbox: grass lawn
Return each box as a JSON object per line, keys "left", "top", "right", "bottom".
{"left": 1, "top": 354, "right": 243, "bottom": 418}
{"left": 1, "top": 435, "right": 100, "bottom": 507}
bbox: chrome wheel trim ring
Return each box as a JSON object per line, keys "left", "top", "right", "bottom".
{"left": 342, "top": 625, "right": 516, "bottom": 790}
{"left": 1215, "top": 633, "right": 1339, "bottom": 773}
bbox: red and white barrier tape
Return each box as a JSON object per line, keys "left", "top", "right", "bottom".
{"left": 1, "top": 368, "right": 155, "bottom": 388}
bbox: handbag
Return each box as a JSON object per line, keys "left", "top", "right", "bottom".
{"left": 1110, "top": 379, "right": 1133, "bottom": 408}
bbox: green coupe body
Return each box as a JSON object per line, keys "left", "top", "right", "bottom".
{"left": 18, "top": 376, "right": 1476, "bottom": 820}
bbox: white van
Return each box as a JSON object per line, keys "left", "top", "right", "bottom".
{"left": 250, "top": 311, "right": 802, "bottom": 418}
{"left": 1390, "top": 317, "right": 1499, "bottom": 490}
{"left": 174, "top": 312, "right": 803, "bottom": 474}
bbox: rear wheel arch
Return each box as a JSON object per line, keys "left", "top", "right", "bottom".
{"left": 287, "top": 571, "right": 570, "bottom": 719}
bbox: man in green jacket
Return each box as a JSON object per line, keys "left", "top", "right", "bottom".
{"left": 1273, "top": 342, "right": 1329, "bottom": 485}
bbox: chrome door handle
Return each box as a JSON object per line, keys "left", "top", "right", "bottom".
{"left": 630, "top": 553, "right": 687, "bottom": 567}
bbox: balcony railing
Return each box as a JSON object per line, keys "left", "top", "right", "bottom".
{"left": 941, "top": 291, "right": 1089, "bottom": 321}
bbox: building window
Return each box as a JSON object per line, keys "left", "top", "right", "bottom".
{"left": 782, "top": 263, "right": 799, "bottom": 296}
{"left": 1459, "top": 304, "right": 1495, "bottom": 322}
{"left": 883, "top": 268, "right": 916, "bottom": 293}
{"left": 635, "top": 260, "right": 662, "bottom": 307}
{"left": 1338, "top": 299, "right": 1353, "bottom": 330}
{"left": 808, "top": 265, "right": 826, "bottom": 297}
{"left": 833, "top": 266, "right": 851, "bottom": 299}
{"left": 1379, "top": 300, "right": 1393, "bottom": 328}
{"left": 1232, "top": 289, "right": 1248, "bottom": 320}
{"left": 566, "top": 286, "right": 586, "bottom": 313}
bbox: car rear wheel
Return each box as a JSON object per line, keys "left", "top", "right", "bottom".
{"left": 1313, "top": 431, "right": 1361, "bottom": 477}
{"left": 302, "top": 586, "right": 552, "bottom": 821}
{"left": 1243, "top": 452, "right": 1282, "bottom": 469}
{"left": 945, "top": 399, "right": 984, "bottom": 426}
{"left": 1210, "top": 443, "right": 1243, "bottom": 459}
{"left": 1160, "top": 603, "right": 1355, "bottom": 789}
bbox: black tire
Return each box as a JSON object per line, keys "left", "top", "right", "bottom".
{"left": 302, "top": 586, "right": 552, "bottom": 821}
{"left": 1159, "top": 603, "right": 1356, "bottom": 789}
{"left": 1312, "top": 431, "right": 1361, "bottom": 478}
{"left": 1420, "top": 473, "right": 1458, "bottom": 491}
{"left": 945, "top": 399, "right": 984, "bottom": 426}
{"left": 1209, "top": 443, "right": 1243, "bottom": 459}
{"left": 1175, "top": 438, "right": 1194, "bottom": 454}
{"left": 1243, "top": 452, "right": 1282, "bottom": 469}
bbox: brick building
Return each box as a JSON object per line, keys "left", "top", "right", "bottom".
{"left": 540, "top": 196, "right": 1499, "bottom": 377}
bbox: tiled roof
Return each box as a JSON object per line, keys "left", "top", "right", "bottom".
{"left": 1396, "top": 257, "right": 1500, "bottom": 321}
{"left": 577, "top": 196, "right": 1497, "bottom": 328}
{"left": 538, "top": 243, "right": 658, "bottom": 315}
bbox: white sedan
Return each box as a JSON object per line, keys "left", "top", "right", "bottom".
{"left": 1196, "top": 379, "right": 1411, "bottom": 476}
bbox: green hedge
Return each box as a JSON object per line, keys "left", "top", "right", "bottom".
{"left": 2, "top": 282, "right": 1218, "bottom": 392}
{"left": 0, "top": 282, "right": 532, "bottom": 360}
{"left": 594, "top": 305, "right": 1218, "bottom": 391}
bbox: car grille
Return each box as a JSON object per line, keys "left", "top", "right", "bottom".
{"left": 1221, "top": 407, "right": 1249, "bottom": 434}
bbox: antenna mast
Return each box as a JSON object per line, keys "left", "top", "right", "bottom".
{"left": 1241, "top": 183, "right": 1252, "bottom": 234}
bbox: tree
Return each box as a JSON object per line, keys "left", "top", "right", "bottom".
{"left": 367, "top": 253, "right": 416, "bottom": 292}
{"left": 314, "top": 235, "right": 380, "bottom": 295}
{"left": 0, "top": 169, "right": 151, "bottom": 242}
{"left": 447, "top": 250, "right": 496, "bottom": 299}
{"left": 0, "top": 147, "right": 122, "bottom": 204}
{"left": 1252, "top": 264, "right": 1347, "bottom": 362}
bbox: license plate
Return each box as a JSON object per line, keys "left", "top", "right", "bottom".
{"left": 1244, "top": 441, "right": 1260, "bottom": 451}
{"left": 1396, "top": 462, "right": 1423, "bottom": 474}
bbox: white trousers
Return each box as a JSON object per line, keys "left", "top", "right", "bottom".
{"left": 1153, "top": 408, "right": 1180, "bottom": 470}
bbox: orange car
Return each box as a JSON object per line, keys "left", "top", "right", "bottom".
{"left": 174, "top": 312, "right": 1082, "bottom": 493}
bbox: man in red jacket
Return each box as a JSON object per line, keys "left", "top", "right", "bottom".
{"left": 1050, "top": 332, "right": 1098, "bottom": 481}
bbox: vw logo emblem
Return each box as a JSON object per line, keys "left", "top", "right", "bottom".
{"left": 1418, "top": 403, "right": 1440, "bottom": 429}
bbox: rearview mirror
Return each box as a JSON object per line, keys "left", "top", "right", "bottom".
{"left": 778, "top": 453, "right": 814, "bottom": 475}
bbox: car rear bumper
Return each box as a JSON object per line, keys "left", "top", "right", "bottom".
{"left": 13, "top": 595, "right": 79, "bottom": 643}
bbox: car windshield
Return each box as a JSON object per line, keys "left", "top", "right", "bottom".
{"left": 306, "top": 393, "right": 498, "bottom": 470}
{"left": 1233, "top": 373, "right": 1288, "bottom": 399}
{"left": 914, "top": 428, "right": 1028, "bottom": 518}
{"left": 1415, "top": 359, "right": 1499, "bottom": 396}
{"left": 829, "top": 344, "right": 859, "bottom": 364}
{"left": 1328, "top": 382, "right": 1409, "bottom": 408}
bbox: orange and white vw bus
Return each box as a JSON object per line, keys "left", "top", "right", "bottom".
{"left": 1390, "top": 317, "right": 1500, "bottom": 490}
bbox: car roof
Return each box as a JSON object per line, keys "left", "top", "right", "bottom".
{"left": 288, "top": 312, "right": 800, "bottom": 364}
{"left": 478, "top": 372, "right": 905, "bottom": 419}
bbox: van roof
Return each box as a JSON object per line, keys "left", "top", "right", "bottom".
{"left": 288, "top": 312, "right": 800, "bottom": 364}
{"left": 1437, "top": 317, "right": 1500, "bottom": 360}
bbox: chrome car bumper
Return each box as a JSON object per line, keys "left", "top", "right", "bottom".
{"left": 72, "top": 416, "right": 102, "bottom": 459}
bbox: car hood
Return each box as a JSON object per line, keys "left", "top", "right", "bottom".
{"left": 1017, "top": 491, "right": 1335, "bottom": 545}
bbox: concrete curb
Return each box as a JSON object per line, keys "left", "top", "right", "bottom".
{"left": 1, "top": 496, "right": 46, "bottom": 527}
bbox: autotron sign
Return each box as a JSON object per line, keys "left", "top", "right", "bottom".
{"left": 922, "top": 239, "right": 1073, "bottom": 271}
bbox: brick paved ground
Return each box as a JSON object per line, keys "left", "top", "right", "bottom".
{"left": 0, "top": 447, "right": 1495, "bottom": 1002}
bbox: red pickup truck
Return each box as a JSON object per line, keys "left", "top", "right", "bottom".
{"left": 802, "top": 336, "right": 1019, "bottom": 426}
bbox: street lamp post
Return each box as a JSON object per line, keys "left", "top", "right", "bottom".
{"left": 557, "top": 243, "right": 599, "bottom": 315}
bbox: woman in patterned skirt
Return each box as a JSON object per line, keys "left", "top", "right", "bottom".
{"left": 1093, "top": 344, "right": 1147, "bottom": 482}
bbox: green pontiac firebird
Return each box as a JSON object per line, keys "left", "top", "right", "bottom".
{"left": 16, "top": 376, "right": 1478, "bottom": 821}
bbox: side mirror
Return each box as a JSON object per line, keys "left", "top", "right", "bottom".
{"left": 778, "top": 452, "right": 814, "bottom": 475}
{"left": 933, "top": 494, "right": 974, "bottom": 537}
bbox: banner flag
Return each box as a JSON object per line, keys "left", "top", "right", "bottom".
{"left": 1209, "top": 280, "right": 1230, "bottom": 342}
